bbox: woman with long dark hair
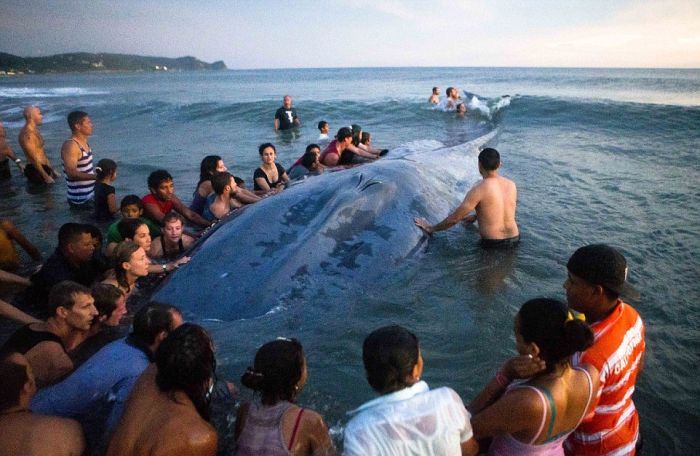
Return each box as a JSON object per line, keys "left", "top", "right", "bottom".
{"left": 469, "top": 298, "right": 600, "bottom": 455}
{"left": 101, "top": 241, "right": 149, "bottom": 299}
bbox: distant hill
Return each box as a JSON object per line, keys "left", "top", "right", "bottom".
{"left": 0, "top": 52, "right": 227, "bottom": 74}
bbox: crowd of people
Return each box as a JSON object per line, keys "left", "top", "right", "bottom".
{"left": 0, "top": 94, "right": 646, "bottom": 456}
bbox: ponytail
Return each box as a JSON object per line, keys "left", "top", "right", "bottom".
{"left": 518, "top": 298, "right": 594, "bottom": 372}
{"left": 95, "top": 158, "right": 117, "bottom": 181}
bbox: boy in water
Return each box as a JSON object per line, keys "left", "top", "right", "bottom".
{"left": 106, "top": 195, "right": 161, "bottom": 246}
{"left": 318, "top": 120, "right": 329, "bottom": 140}
{"left": 142, "top": 170, "right": 210, "bottom": 228}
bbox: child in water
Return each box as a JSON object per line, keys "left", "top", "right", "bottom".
{"left": 94, "top": 158, "right": 119, "bottom": 221}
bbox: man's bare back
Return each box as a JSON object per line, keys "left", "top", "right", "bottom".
{"left": 0, "top": 412, "right": 85, "bottom": 456}
{"left": 470, "top": 175, "right": 519, "bottom": 240}
{"left": 414, "top": 148, "right": 519, "bottom": 243}
{"left": 107, "top": 366, "right": 217, "bottom": 456}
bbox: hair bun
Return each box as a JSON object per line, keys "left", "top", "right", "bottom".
{"left": 240, "top": 366, "right": 265, "bottom": 390}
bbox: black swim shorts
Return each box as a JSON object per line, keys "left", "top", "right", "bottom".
{"left": 480, "top": 235, "right": 521, "bottom": 249}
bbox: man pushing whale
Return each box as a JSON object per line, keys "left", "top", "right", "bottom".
{"left": 414, "top": 148, "right": 520, "bottom": 248}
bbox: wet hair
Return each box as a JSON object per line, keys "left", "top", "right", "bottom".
{"left": 241, "top": 338, "right": 305, "bottom": 405}
{"left": 120, "top": 194, "right": 143, "bottom": 210}
{"left": 162, "top": 211, "right": 184, "bottom": 227}
{"left": 446, "top": 87, "right": 454, "bottom": 97}
{"left": 199, "top": 155, "right": 222, "bottom": 183}
{"left": 95, "top": 158, "right": 117, "bottom": 181}
{"left": 363, "top": 325, "right": 419, "bottom": 394}
{"left": 117, "top": 218, "right": 147, "bottom": 241}
{"left": 58, "top": 223, "right": 92, "bottom": 250}
{"left": 156, "top": 323, "right": 216, "bottom": 420}
{"left": 47, "top": 280, "right": 91, "bottom": 316}
{"left": 305, "top": 143, "right": 321, "bottom": 154}
{"left": 336, "top": 127, "right": 353, "bottom": 141}
{"left": 132, "top": 302, "right": 182, "bottom": 345}
{"left": 0, "top": 353, "right": 29, "bottom": 411}
{"left": 432, "top": 86, "right": 439, "bottom": 94}
{"left": 91, "top": 283, "right": 125, "bottom": 319}
{"left": 112, "top": 241, "right": 141, "bottom": 293}
{"left": 301, "top": 152, "right": 318, "bottom": 169}
{"left": 211, "top": 171, "right": 233, "bottom": 195}
{"left": 478, "top": 148, "right": 500, "bottom": 171}
{"left": 67, "top": 110, "right": 88, "bottom": 132}
{"left": 258, "top": 142, "right": 276, "bottom": 156}
{"left": 518, "top": 298, "right": 594, "bottom": 373}
{"left": 317, "top": 120, "right": 328, "bottom": 131}
{"left": 147, "top": 169, "right": 173, "bottom": 190}
{"left": 351, "top": 124, "right": 362, "bottom": 146}
{"left": 361, "top": 132, "right": 371, "bottom": 145}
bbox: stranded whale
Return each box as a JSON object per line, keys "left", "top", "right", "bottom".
{"left": 153, "top": 130, "right": 498, "bottom": 320}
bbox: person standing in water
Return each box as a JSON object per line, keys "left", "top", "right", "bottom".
{"left": 414, "top": 148, "right": 519, "bottom": 248}
{"left": 19, "top": 106, "right": 58, "bottom": 185}
{"left": 60, "top": 111, "right": 96, "bottom": 207}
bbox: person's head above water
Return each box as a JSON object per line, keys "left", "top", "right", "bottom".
{"left": 432, "top": 87, "right": 439, "bottom": 95}
{"left": 317, "top": 121, "right": 328, "bottom": 133}
{"left": 67, "top": 110, "right": 89, "bottom": 133}
{"left": 211, "top": 171, "right": 235, "bottom": 195}
{"left": 478, "top": 148, "right": 500, "bottom": 172}
{"left": 120, "top": 194, "right": 143, "bottom": 219}
{"left": 282, "top": 95, "right": 293, "bottom": 108}
{"left": 199, "top": 155, "right": 224, "bottom": 182}
{"left": 241, "top": 337, "right": 306, "bottom": 405}
{"left": 156, "top": 323, "right": 216, "bottom": 420}
{"left": 147, "top": 169, "right": 174, "bottom": 201}
{"left": 336, "top": 127, "right": 353, "bottom": 142}
{"left": 516, "top": 298, "right": 594, "bottom": 373}
{"left": 445, "top": 87, "right": 454, "bottom": 97}
{"left": 363, "top": 325, "right": 423, "bottom": 395}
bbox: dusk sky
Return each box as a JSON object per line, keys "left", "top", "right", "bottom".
{"left": 1, "top": 0, "right": 698, "bottom": 69}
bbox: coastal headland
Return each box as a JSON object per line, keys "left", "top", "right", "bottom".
{"left": 0, "top": 52, "right": 227, "bottom": 74}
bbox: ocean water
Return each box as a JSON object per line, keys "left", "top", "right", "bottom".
{"left": 1, "top": 67, "right": 699, "bottom": 454}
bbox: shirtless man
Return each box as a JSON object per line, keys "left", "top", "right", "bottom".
{"left": 444, "top": 87, "right": 461, "bottom": 110}
{"left": 106, "top": 324, "right": 218, "bottom": 456}
{"left": 0, "top": 352, "right": 85, "bottom": 456}
{"left": 415, "top": 148, "right": 520, "bottom": 248}
{"left": 60, "top": 111, "right": 96, "bottom": 206}
{"left": 205, "top": 171, "right": 241, "bottom": 220}
{"left": 19, "top": 106, "right": 58, "bottom": 184}
{"left": 1, "top": 281, "right": 98, "bottom": 388}
{"left": 0, "top": 121, "right": 25, "bottom": 179}
{"left": 428, "top": 87, "right": 440, "bottom": 104}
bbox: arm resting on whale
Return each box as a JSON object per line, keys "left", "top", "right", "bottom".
{"left": 415, "top": 186, "right": 480, "bottom": 235}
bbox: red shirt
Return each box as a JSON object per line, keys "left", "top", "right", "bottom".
{"left": 142, "top": 193, "right": 174, "bottom": 216}
{"left": 566, "top": 302, "right": 645, "bottom": 456}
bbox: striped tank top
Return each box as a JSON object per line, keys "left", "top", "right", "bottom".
{"left": 65, "top": 139, "right": 95, "bottom": 204}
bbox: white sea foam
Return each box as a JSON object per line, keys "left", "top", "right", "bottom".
{"left": 0, "top": 87, "right": 109, "bottom": 98}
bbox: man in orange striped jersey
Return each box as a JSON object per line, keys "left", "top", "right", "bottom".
{"left": 563, "top": 244, "right": 645, "bottom": 456}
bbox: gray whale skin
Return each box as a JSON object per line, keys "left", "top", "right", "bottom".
{"left": 152, "top": 131, "right": 497, "bottom": 320}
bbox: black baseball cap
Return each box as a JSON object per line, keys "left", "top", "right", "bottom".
{"left": 567, "top": 244, "right": 640, "bottom": 300}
